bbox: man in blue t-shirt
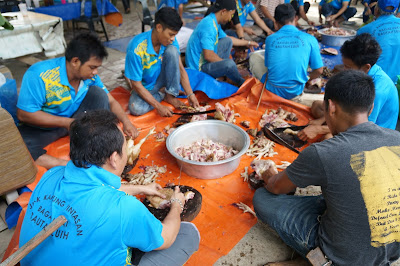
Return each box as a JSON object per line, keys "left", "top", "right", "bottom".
{"left": 186, "top": 0, "right": 258, "bottom": 86}
{"left": 285, "top": 0, "right": 314, "bottom": 26}
{"left": 19, "top": 110, "right": 200, "bottom": 266}
{"left": 319, "top": 0, "right": 357, "bottom": 26}
{"left": 16, "top": 34, "right": 138, "bottom": 170}
{"left": 125, "top": 7, "right": 199, "bottom": 117}
{"left": 358, "top": 0, "right": 400, "bottom": 83}
{"left": 250, "top": 4, "right": 323, "bottom": 103}
{"left": 297, "top": 33, "right": 399, "bottom": 142}
{"left": 158, "top": 0, "right": 184, "bottom": 21}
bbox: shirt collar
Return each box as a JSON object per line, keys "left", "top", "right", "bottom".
{"left": 64, "top": 161, "right": 121, "bottom": 189}
{"left": 59, "top": 57, "right": 70, "bottom": 86}
{"left": 280, "top": 25, "right": 299, "bottom": 32}
{"left": 368, "top": 64, "right": 379, "bottom": 77}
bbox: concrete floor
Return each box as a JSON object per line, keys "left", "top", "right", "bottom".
{"left": 2, "top": 1, "right": 398, "bottom": 265}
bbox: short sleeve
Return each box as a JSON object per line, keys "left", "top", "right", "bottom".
{"left": 16, "top": 68, "right": 46, "bottom": 113}
{"left": 248, "top": 3, "right": 256, "bottom": 13}
{"left": 120, "top": 196, "right": 164, "bottom": 252}
{"left": 201, "top": 27, "right": 219, "bottom": 51}
{"left": 309, "top": 37, "right": 324, "bottom": 70}
{"left": 286, "top": 145, "right": 328, "bottom": 188}
{"left": 172, "top": 38, "right": 180, "bottom": 54}
{"left": 125, "top": 49, "right": 143, "bottom": 82}
{"left": 299, "top": 0, "right": 304, "bottom": 6}
{"left": 319, "top": 0, "right": 325, "bottom": 6}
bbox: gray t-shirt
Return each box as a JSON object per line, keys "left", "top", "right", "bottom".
{"left": 286, "top": 122, "right": 400, "bottom": 265}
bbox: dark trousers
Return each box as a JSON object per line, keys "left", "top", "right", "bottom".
{"left": 18, "top": 86, "right": 110, "bottom": 160}
{"left": 291, "top": 1, "right": 310, "bottom": 16}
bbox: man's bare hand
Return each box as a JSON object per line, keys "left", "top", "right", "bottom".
{"left": 123, "top": 121, "right": 139, "bottom": 139}
{"left": 298, "top": 125, "right": 321, "bottom": 141}
{"left": 260, "top": 162, "right": 278, "bottom": 184}
{"left": 157, "top": 105, "right": 173, "bottom": 117}
{"left": 308, "top": 20, "right": 315, "bottom": 26}
{"left": 142, "top": 183, "right": 165, "bottom": 197}
{"left": 243, "top": 27, "right": 256, "bottom": 35}
{"left": 188, "top": 94, "right": 200, "bottom": 108}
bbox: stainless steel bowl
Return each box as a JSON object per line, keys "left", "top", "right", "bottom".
{"left": 166, "top": 120, "right": 250, "bottom": 179}
{"left": 318, "top": 28, "right": 356, "bottom": 47}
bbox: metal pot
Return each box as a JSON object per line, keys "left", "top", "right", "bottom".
{"left": 318, "top": 28, "right": 356, "bottom": 47}
{"left": 166, "top": 120, "right": 250, "bottom": 179}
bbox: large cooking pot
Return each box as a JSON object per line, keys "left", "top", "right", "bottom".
{"left": 166, "top": 120, "right": 250, "bottom": 179}
{"left": 318, "top": 28, "right": 356, "bottom": 47}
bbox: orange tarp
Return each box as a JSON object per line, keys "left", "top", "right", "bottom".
{"left": 3, "top": 78, "right": 313, "bottom": 265}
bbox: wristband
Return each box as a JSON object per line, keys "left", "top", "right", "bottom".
{"left": 248, "top": 40, "right": 251, "bottom": 46}
{"left": 170, "top": 198, "right": 184, "bottom": 212}
{"left": 239, "top": 37, "right": 244, "bottom": 39}
{"left": 187, "top": 92, "right": 194, "bottom": 98}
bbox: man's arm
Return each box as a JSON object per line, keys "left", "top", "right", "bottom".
{"left": 250, "top": 10, "right": 274, "bottom": 35}
{"left": 299, "top": 5, "right": 314, "bottom": 25}
{"left": 17, "top": 109, "right": 73, "bottom": 129}
{"left": 155, "top": 186, "right": 185, "bottom": 250}
{"left": 179, "top": 57, "right": 200, "bottom": 108}
{"left": 108, "top": 93, "right": 139, "bottom": 138}
{"left": 319, "top": 5, "right": 323, "bottom": 23}
{"left": 309, "top": 67, "right": 323, "bottom": 80}
{"left": 130, "top": 79, "right": 174, "bottom": 117}
{"left": 263, "top": 170, "right": 297, "bottom": 195}
{"left": 203, "top": 49, "right": 223, "bottom": 62}
{"left": 234, "top": 23, "right": 246, "bottom": 39}
{"left": 229, "top": 37, "right": 259, "bottom": 49}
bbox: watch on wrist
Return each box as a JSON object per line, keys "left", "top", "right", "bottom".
{"left": 239, "top": 37, "right": 244, "bottom": 39}
{"left": 170, "top": 198, "right": 184, "bottom": 212}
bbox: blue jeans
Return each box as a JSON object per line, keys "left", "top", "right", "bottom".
{"left": 320, "top": 3, "right": 357, "bottom": 20}
{"left": 134, "top": 222, "right": 200, "bottom": 266}
{"left": 129, "top": 45, "right": 181, "bottom": 116}
{"left": 18, "top": 85, "right": 109, "bottom": 160}
{"left": 201, "top": 37, "right": 245, "bottom": 86}
{"left": 253, "top": 188, "right": 326, "bottom": 258}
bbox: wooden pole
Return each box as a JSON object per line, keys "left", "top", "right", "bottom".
{"left": 1, "top": 215, "right": 67, "bottom": 266}
{"left": 256, "top": 76, "right": 268, "bottom": 112}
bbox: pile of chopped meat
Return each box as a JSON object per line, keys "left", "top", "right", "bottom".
{"left": 246, "top": 136, "right": 277, "bottom": 159}
{"left": 214, "top": 102, "right": 240, "bottom": 123}
{"left": 259, "top": 107, "right": 298, "bottom": 129}
{"left": 175, "top": 139, "right": 239, "bottom": 162}
{"left": 322, "top": 27, "right": 354, "bottom": 36}
{"left": 123, "top": 165, "right": 167, "bottom": 185}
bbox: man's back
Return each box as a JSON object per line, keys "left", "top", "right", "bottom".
{"left": 287, "top": 122, "right": 400, "bottom": 265}
{"left": 264, "top": 25, "right": 323, "bottom": 99}
{"left": 358, "top": 15, "right": 400, "bottom": 83}
{"left": 20, "top": 162, "right": 163, "bottom": 265}
{"left": 368, "top": 64, "right": 399, "bottom": 129}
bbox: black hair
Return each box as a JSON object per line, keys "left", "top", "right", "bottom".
{"left": 324, "top": 70, "right": 375, "bottom": 114}
{"left": 69, "top": 110, "right": 124, "bottom": 168}
{"left": 340, "top": 33, "right": 382, "bottom": 67}
{"left": 274, "top": 4, "right": 296, "bottom": 25}
{"left": 154, "top": 7, "right": 183, "bottom": 32}
{"left": 65, "top": 33, "right": 108, "bottom": 64}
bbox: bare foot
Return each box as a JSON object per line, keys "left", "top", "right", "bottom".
{"left": 164, "top": 93, "right": 185, "bottom": 109}
{"left": 35, "top": 154, "right": 68, "bottom": 169}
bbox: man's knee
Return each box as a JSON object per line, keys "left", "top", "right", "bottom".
{"left": 179, "top": 222, "right": 200, "bottom": 254}
{"left": 164, "top": 45, "right": 179, "bottom": 60}
{"left": 83, "top": 86, "right": 110, "bottom": 109}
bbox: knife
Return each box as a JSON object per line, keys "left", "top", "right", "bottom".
{"left": 263, "top": 125, "right": 301, "bottom": 154}
{"left": 172, "top": 109, "right": 216, "bottom": 116}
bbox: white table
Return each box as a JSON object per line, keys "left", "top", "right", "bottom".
{"left": 0, "top": 11, "right": 66, "bottom": 59}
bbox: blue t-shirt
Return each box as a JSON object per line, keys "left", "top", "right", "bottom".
{"left": 319, "top": 0, "right": 350, "bottom": 9}
{"left": 358, "top": 15, "right": 400, "bottom": 83}
{"left": 158, "top": 0, "right": 180, "bottom": 10}
{"left": 17, "top": 57, "right": 107, "bottom": 117}
{"left": 185, "top": 12, "right": 227, "bottom": 71}
{"left": 20, "top": 162, "right": 164, "bottom": 266}
{"left": 263, "top": 25, "right": 323, "bottom": 99}
{"left": 125, "top": 29, "right": 180, "bottom": 90}
{"left": 236, "top": 0, "right": 256, "bottom": 26}
{"left": 284, "top": 0, "right": 304, "bottom": 6}
{"left": 368, "top": 64, "right": 399, "bottom": 129}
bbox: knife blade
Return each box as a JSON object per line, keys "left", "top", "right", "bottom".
{"left": 172, "top": 109, "right": 216, "bottom": 116}
{"left": 263, "top": 125, "right": 301, "bottom": 154}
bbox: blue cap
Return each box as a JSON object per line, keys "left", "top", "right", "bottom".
{"left": 378, "top": 0, "right": 400, "bottom": 12}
